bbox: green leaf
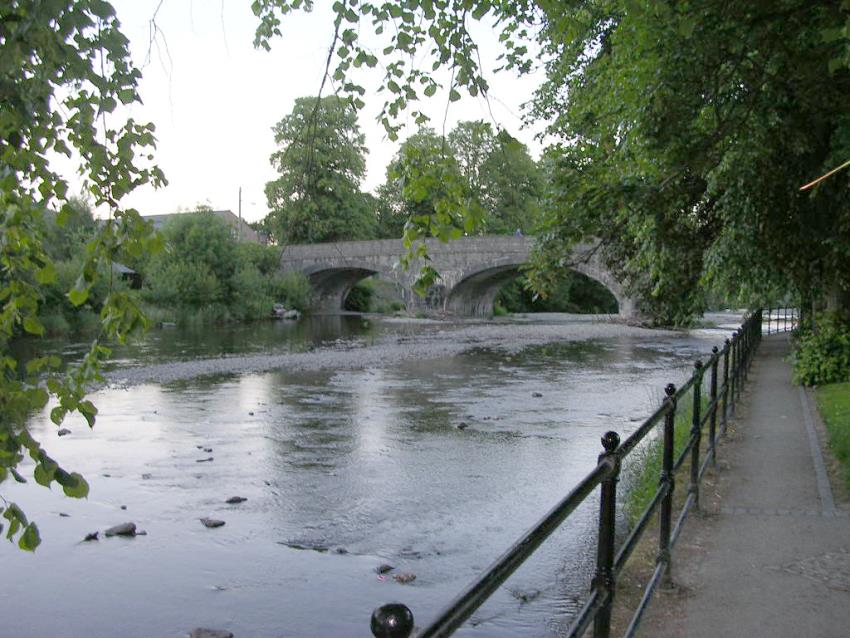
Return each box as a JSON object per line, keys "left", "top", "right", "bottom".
{"left": 68, "top": 282, "right": 89, "bottom": 307}
{"left": 18, "top": 523, "right": 40, "bottom": 551}
{"left": 50, "top": 406, "right": 67, "bottom": 425}
{"left": 33, "top": 463, "right": 54, "bottom": 487}
{"left": 23, "top": 316, "right": 45, "bottom": 336}
{"left": 78, "top": 400, "right": 98, "bottom": 428}
{"left": 59, "top": 472, "right": 89, "bottom": 498}
{"left": 36, "top": 262, "right": 56, "bottom": 284}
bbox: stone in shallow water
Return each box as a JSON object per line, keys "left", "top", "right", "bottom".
{"left": 200, "top": 518, "right": 225, "bottom": 529}
{"left": 189, "top": 629, "right": 233, "bottom": 638}
{"left": 104, "top": 522, "right": 136, "bottom": 537}
{"left": 225, "top": 496, "right": 247, "bottom": 504}
{"left": 57, "top": 428, "right": 71, "bottom": 437}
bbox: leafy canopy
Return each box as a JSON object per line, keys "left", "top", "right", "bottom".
{"left": 1, "top": 0, "right": 164, "bottom": 550}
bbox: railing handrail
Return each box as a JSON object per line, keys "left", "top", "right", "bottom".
{"left": 370, "top": 311, "right": 765, "bottom": 638}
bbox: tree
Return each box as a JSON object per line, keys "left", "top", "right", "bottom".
{"left": 264, "top": 96, "right": 376, "bottom": 244}
{"left": 1, "top": 0, "right": 164, "bottom": 550}
{"left": 471, "top": 128, "right": 542, "bottom": 235}
{"left": 142, "top": 212, "right": 237, "bottom": 308}
{"left": 376, "top": 127, "right": 473, "bottom": 239}
{"left": 378, "top": 122, "right": 542, "bottom": 239}
{"left": 525, "top": 1, "right": 850, "bottom": 324}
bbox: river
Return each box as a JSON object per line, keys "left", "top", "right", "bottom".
{"left": 1, "top": 313, "right": 741, "bottom": 637}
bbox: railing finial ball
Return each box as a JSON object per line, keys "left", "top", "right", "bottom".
{"left": 371, "top": 603, "right": 414, "bottom": 638}
{"left": 712, "top": 346, "right": 719, "bottom": 354}
{"left": 694, "top": 359, "right": 703, "bottom": 370}
{"left": 665, "top": 383, "right": 676, "bottom": 397}
{"left": 601, "top": 430, "right": 620, "bottom": 452}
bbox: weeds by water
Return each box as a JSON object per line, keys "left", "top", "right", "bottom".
{"left": 623, "top": 387, "right": 702, "bottom": 525}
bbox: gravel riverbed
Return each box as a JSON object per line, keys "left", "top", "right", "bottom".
{"left": 107, "top": 317, "right": 676, "bottom": 387}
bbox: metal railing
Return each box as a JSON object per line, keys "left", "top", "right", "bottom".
{"left": 764, "top": 306, "right": 798, "bottom": 334}
{"left": 370, "top": 311, "right": 764, "bottom": 638}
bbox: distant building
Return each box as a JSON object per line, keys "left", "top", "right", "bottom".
{"left": 111, "top": 262, "right": 142, "bottom": 289}
{"left": 143, "top": 209, "right": 266, "bottom": 244}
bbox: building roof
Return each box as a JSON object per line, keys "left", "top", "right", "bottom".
{"left": 141, "top": 209, "right": 265, "bottom": 244}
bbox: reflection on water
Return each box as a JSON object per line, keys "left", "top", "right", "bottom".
{"left": 2, "top": 318, "right": 721, "bottom": 638}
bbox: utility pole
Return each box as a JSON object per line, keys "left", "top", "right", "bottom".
{"left": 238, "top": 186, "right": 242, "bottom": 241}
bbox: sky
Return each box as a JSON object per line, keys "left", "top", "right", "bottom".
{"left": 100, "top": 0, "right": 546, "bottom": 223}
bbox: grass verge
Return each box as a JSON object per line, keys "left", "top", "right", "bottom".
{"left": 815, "top": 381, "right": 850, "bottom": 491}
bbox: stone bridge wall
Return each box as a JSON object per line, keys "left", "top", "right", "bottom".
{"left": 279, "top": 236, "right": 636, "bottom": 319}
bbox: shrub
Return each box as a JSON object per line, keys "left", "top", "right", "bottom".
{"left": 793, "top": 316, "right": 850, "bottom": 386}
{"left": 344, "top": 279, "right": 374, "bottom": 312}
{"left": 231, "top": 264, "right": 274, "bottom": 320}
{"left": 269, "top": 271, "right": 311, "bottom": 312}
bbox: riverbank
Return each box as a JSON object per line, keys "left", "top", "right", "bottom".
{"left": 107, "top": 315, "right": 678, "bottom": 387}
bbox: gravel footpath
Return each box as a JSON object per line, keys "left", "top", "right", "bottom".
{"left": 106, "top": 319, "right": 676, "bottom": 387}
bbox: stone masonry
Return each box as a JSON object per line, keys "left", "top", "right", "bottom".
{"left": 279, "top": 235, "right": 637, "bottom": 319}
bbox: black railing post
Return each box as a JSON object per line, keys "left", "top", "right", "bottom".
{"left": 689, "top": 361, "right": 703, "bottom": 512}
{"left": 658, "top": 383, "right": 677, "bottom": 589}
{"left": 730, "top": 332, "right": 738, "bottom": 415}
{"left": 592, "top": 431, "right": 621, "bottom": 638}
{"left": 734, "top": 328, "right": 743, "bottom": 407}
{"left": 709, "top": 347, "right": 719, "bottom": 467}
{"left": 721, "top": 338, "right": 730, "bottom": 435}
{"left": 371, "top": 603, "right": 415, "bottom": 638}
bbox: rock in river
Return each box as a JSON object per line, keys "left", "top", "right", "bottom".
{"left": 200, "top": 518, "right": 225, "bottom": 529}
{"left": 225, "top": 496, "right": 247, "bottom": 504}
{"left": 392, "top": 572, "right": 416, "bottom": 584}
{"left": 57, "top": 428, "right": 71, "bottom": 437}
{"left": 104, "top": 522, "right": 137, "bottom": 537}
{"left": 375, "top": 564, "right": 395, "bottom": 575}
{"left": 189, "top": 629, "right": 233, "bottom": 638}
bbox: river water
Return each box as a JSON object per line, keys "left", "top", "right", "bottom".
{"left": 1, "top": 314, "right": 740, "bottom": 637}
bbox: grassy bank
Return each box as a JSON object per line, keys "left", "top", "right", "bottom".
{"left": 816, "top": 381, "right": 850, "bottom": 490}
{"left": 623, "top": 387, "right": 697, "bottom": 524}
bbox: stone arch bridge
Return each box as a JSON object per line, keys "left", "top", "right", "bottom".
{"left": 279, "top": 236, "right": 637, "bottom": 319}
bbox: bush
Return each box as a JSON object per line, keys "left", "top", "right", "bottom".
{"left": 269, "top": 271, "right": 311, "bottom": 312}
{"left": 793, "top": 316, "right": 850, "bottom": 386}
{"left": 231, "top": 264, "right": 274, "bottom": 320}
{"left": 344, "top": 279, "right": 374, "bottom": 312}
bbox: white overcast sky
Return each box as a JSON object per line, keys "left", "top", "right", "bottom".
{"left": 102, "top": 1, "right": 546, "bottom": 223}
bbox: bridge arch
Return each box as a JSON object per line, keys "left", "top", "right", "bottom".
{"left": 303, "top": 263, "right": 382, "bottom": 312}
{"left": 444, "top": 259, "right": 626, "bottom": 317}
